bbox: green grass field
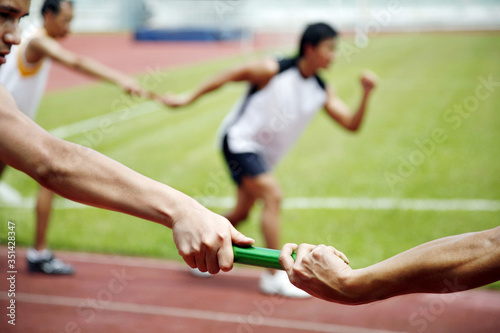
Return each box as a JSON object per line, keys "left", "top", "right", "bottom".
{"left": 1, "top": 32, "right": 499, "bottom": 288}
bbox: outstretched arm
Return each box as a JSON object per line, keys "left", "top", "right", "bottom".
{"left": 324, "top": 71, "right": 377, "bottom": 131}
{"left": 0, "top": 85, "right": 254, "bottom": 273}
{"left": 163, "top": 58, "right": 278, "bottom": 107}
{"left": 29, "top": 37, "right": 160, "bottom": 100}
{"left": 280, "top": 227, "right": 500, "bottom": 304}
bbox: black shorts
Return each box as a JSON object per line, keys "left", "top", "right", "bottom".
{"left": 222, "top": 135, "right": 268, "bottom": 186}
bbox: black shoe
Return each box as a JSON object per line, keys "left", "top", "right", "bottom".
{"left": 27, "top": 255, "right": 74, "bottom": 275}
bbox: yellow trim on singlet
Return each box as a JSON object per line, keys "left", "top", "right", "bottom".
{"left": 17, "top": 29, "right": 49, "bottom": 77}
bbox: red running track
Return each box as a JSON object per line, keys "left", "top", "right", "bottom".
{"left": 7, "top": 33, "right": 500, "bottom": 333}
{"left": 1, "top": 246, "right": 499, "bottom": 333}
{"left": 46, "top": 32, "right": 297, "bottom": 91}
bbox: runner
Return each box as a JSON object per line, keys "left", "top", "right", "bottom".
{"left": 0, "top": 0, "right": 166, "bottom": 275}
{"left": 165, "top": 22, "right": 377, "bottom": 297}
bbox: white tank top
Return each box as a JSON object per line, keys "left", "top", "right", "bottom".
{"left": 221, "top": 58, "right": 327, "bottom": 169}
{"left": 0, "top": 29, "right": 52, "bottom": 120}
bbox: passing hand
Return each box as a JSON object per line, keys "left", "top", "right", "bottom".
{"left": 172, "top": 198, "right": 254, "bottom": 274}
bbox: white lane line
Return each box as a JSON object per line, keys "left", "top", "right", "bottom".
{"left": 197, "top": 196, "right": 500, "bottom": 212}
{"left": 49, "top": 101, "right": 159, "bottom": 139}
{"left": 3, "top": 101, "right": 499, "bottom": 212}
{"left": 2, "top": 293, "right": 405, "bottom": 333}
{"left": 0, "top": 182, "right": 24, "bottom": 206}
{"left": 47, "top": 84, "right": 245, "bottom": 139}
{"left": 1, "top": 189, "right": 499, "bottom": 212}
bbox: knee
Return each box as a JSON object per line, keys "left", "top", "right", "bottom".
{"left": 230, "top": 211, "right": 250, "bottom": 225}
{"left": 263, "top": 185, "right": 282, "bottom": 208}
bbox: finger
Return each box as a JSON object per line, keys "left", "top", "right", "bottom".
{"left": 336, "top": 250, "right": 350, "bottom": 265}
{"left": 205, "top": 246, "right": 221, "bottom": 275}
{"left": 327, "top": 246, "right": 349, "bottom": 265}
{"left": 159, "top": 95, "right": 174, "bottom": 106}
{"left": 216, "top": 231, "right": 234, "bottom": 273}
{"left": 279, "top": 243, "right": 298, "bottom": 273}
{"left": 147, "top": 91, "right": 162, "bottom": 101}
{"left": 295, "top": 243, "right": 315, "bottom": 262}
{"left": 230, "top": 226, "right": 255, "bottom": 246}
{"left": 181, "top": 254, "right": 197, "bottom": 269}
{"left": 194, "top": 246, "right": 208, "bottom": 273}
{"left": 176, "top": 240, "right": 198, "bottom": 269}
{"left": 132, "top": 89, "right": 145, "bottom": 98}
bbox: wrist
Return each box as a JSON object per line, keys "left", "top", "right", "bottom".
{"left": 339, "top": 268, "right": 377, "bottom": 305}
{"left": 339, "top": 269, "right": 363, "bottom": 303}
{"left": 164, "top": 189, "right": 202, "bottom": 229}
{"left": 144, "top": 182, "right": 193, "bottom": 229}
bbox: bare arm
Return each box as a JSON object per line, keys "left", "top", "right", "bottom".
{"left": 29, "top": 37, "right": 156, "bottom": 99}
{"left": 280, "top": 227, "right": 500, "bottom": 304}
{"left": 0, "top": 85, "right": 253, "bottom": 273}
{"left": 324, "top": 71, "right": 377, "bottom": 131}
{"left": 163, "top": 58, "right": 278, "bottom": 107}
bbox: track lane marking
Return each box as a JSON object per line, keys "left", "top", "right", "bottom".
{"left": 1, "top": 293, "right": 406, "bottom": 333}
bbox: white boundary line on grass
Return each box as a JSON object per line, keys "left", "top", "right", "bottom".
{"left": 49, "top": 101, "right": 158, "bottom": 139}
{"left": 1, "top": 182, "right": 499, "bottom": 212}
{"left": 48, "top": 84, "right": 243, "bottom": 139}
{"left": 1, "top": 293, "right": 404, "bottom": 333}
{"left": 2, "top": 104, "right": 499, "bottom": 212}
{"left": 198, "top": 196, "right": 500, "bottom": 212}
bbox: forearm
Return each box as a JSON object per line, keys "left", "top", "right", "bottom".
{"left": 0, "top": 104, "right": 185, "bottom": 228}
{"left": 188, "top": 74, "right": 229, "bottom": 103}
{"left": 325, "top": 91, "right": 372, "bottom": 131}
{"left": 33, "top": 138, "right": 191, "bottom": 228}
{"left": 1, "top": 86, "right": 254, "bottom": 273}
{"left": 346, "top": 228, "right": 500, "bottom": 303}
{"left": 173, "top": 60, "right": 276, "bottom": 106}
{"left": 348, "top": 91, "right": 370, "bottom": 130}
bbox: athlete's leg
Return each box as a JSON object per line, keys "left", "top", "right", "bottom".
{"left": 35, "top": 186, "right": 54, "bottom": 250}
{"left": 224, "top": 186, "right": 257, "bottom": 227}
{"left": 241, "top": 173, "right": 308, "bottom": 297}
{"left": 240, "top": 173, "right": 282, "bottom": 250}
{"left": 28, "top": 186, "right": 74, "bottom": 274}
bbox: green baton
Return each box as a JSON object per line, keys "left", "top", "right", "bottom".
{"left": 233, "top": 245, "right": 295, "bottom": 270}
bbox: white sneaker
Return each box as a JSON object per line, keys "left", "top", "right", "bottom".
{"left": 259, "top": 271, "right": 311, "bottom": 298}
{"left": 188, "top": 267, "right": 214, "bottom": 278}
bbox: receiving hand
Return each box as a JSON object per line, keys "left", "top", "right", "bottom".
{"left": 280, "top": 243, "right": 354, "bottom": 303}
{"left": 120, "top": 78, "right": 147, "bottom": 97}
{"left": 160, "top": 93, "right": 193, "bottom": 108}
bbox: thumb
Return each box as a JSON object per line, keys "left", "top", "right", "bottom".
{"left": 230, "top": 226, "right": 254, "bottom": 246}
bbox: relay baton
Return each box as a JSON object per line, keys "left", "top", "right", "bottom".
{"left": 233, "top": 245, "right": 295, "bottom": 270}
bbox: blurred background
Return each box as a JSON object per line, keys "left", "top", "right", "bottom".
{"left": 23, "top": 0, "right": 500, "bottom": 36}
{"left": 4, "top": 0, "right": 500, "bottom": 280}
{"left": 1, "top": 1, "right": 499, "bottom": 332}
